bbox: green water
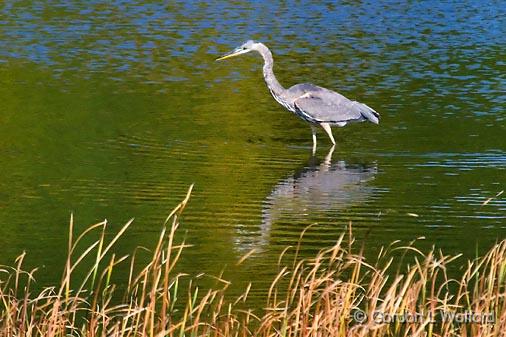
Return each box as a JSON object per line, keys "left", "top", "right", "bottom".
{"left": 0, "top": 1, "right": 504, "bottom": 300}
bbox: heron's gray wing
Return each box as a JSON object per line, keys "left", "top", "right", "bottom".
{"left": 291, "top": 85, "right": 379, "bottom": 124}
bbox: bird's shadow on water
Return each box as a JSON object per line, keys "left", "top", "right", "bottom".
{"left": 234, "top": 146, "right": 379, "bottom": 252}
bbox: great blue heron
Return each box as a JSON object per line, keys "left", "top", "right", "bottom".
{"left": 217, "top": 40, "right": 380, "bottom": 153}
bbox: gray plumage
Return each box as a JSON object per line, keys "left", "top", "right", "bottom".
{"left": 217, "top": 40, "right": 380, "bottom": 152}
{"left": 288, "top": 83, "right": 379, "bottom": 125}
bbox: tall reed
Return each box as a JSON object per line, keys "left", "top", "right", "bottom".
{"left": 1, "top": 186, "right": 504, "bottom": 336}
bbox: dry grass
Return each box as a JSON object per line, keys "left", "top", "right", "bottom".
{"left": 1, "top": 186, "right": 505, "bottom": 337}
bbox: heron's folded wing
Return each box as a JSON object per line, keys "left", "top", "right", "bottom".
{"left": 293, "top": 91, "right": 379, "bottom": 124}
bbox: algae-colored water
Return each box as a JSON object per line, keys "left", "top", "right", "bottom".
{"left": 0, "top": 1, "right": 504, "bottom": 301}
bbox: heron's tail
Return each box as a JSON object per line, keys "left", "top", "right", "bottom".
{"left": 359, "top": 103, "right": 380, "bottom": 124}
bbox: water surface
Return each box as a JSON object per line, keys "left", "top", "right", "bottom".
{"left": 0, "top": 0, "right": 504, "bottom": 301}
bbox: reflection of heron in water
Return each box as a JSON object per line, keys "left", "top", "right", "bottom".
{"left": 247, "top": 146, "right": 378, "bottom": 250}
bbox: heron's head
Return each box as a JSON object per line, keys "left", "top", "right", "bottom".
{"left": 216, "top": 40, "right": 260, "bottom": 61}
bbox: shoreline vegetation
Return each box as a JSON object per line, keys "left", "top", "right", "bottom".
{"left": 1, "top": 187, "right": 505, "bottom": 337}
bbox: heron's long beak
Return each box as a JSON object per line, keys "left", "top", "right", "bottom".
{"left": 216, "top": 48, "right": 248, "bottom": 61}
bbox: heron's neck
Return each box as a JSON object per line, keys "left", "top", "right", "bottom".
{"left": 257, "top": 44, "right": 285, "bottom": 98}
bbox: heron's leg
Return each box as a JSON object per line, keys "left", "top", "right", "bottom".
{"left": 320, "top": 123, "right": 336, "bottom": 145}
{"left": 310, "top": 125, "right": 317, "bottom": 155}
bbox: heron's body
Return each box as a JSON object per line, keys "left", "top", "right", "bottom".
{"left": 217, "top": 40, "right": 379, "bottom": 152}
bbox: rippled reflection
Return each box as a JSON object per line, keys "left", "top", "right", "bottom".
{"left": 236, "top": 147, "right": 378, "bottom": 251}
{"left": 1, "top": 0, "right": 505, "bottom": 296}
